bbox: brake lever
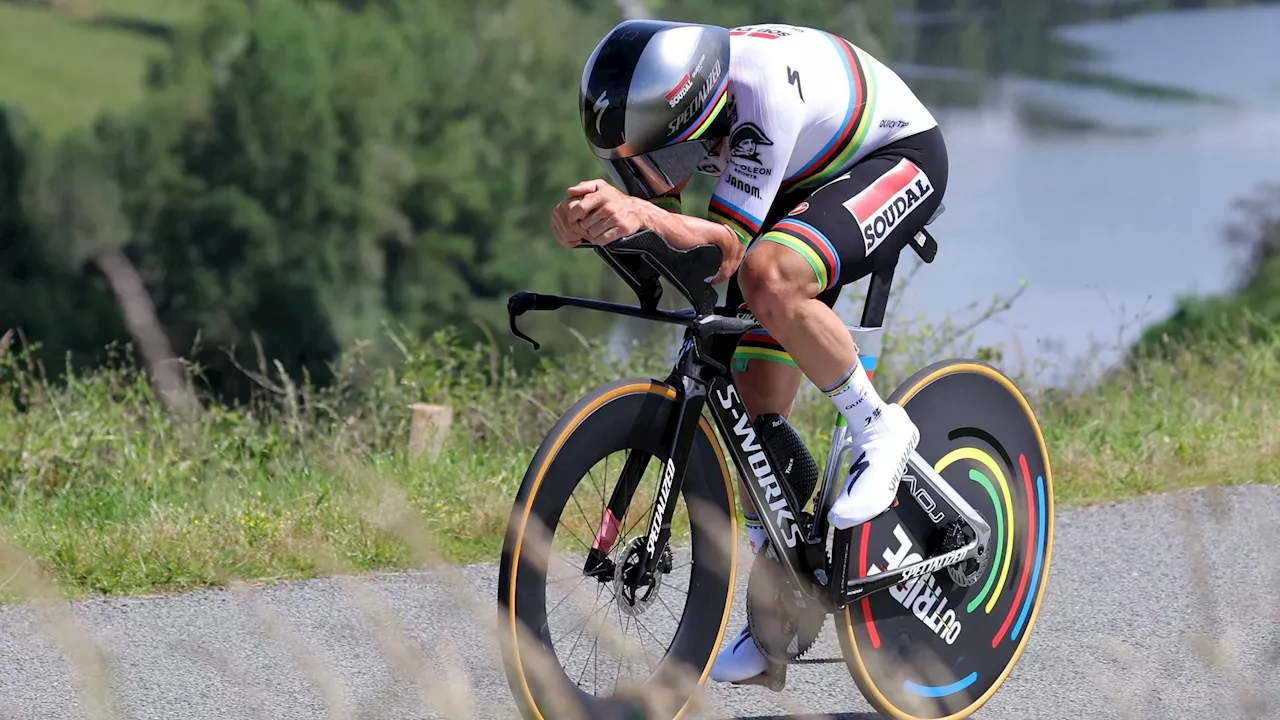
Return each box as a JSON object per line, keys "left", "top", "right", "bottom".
{"left": 507, "top": 292, "right": 567, "bottom": 351}
{"left": 507, "top": 292, "right": 542, "bottom": 350}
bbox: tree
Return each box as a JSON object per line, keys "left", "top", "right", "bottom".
{"left": 23, "top": 130, "right": 200, "bottom": 417}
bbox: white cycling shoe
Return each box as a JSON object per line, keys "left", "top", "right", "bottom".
{"left": 828, "top": 403, "right": 919, "bottom": 530}
{"left": 709, "top": 623, "right": 767, "bottom": 683}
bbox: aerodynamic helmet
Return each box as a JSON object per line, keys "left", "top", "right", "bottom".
{"left": 579, "top": 20, "right": 732, "bottom": 199}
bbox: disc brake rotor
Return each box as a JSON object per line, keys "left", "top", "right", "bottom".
{"left": 613, "top": 537, "right": 671, "bottom": 617}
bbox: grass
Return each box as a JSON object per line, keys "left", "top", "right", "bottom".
{"left": 2, "top": 309, "right": 1280, "bottom": 601}
{"left": 0, "top": 0, "right": 203, "bottom": 138}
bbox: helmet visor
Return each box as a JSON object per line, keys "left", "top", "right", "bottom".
{"left": 599, "top": 140, "right": 715, "bottom": 200}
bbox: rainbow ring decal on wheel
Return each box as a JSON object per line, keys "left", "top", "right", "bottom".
{"left": 840, "top": 361, "right": 1054, "bottom": 720}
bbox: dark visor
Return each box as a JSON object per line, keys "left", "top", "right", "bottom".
{"left": 600, "top": 140, "right": 716, "bottom": 200}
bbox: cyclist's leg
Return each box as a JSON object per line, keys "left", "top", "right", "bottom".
{"left": 720, "top": 273, "right": 805, "bottom": 554}
{"left": 711, "top": 200, "right": 826, "bottom": 685}
{"left": 738, "top": 127, "right": 948, "bottom": 530}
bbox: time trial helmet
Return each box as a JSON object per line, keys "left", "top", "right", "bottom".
{"left": 579, "top": 20, "right": 732, "bottom": 200}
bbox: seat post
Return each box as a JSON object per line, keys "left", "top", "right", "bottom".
{"left": 859, "top": 264, "right": 894, "bottom": 330}
{"left": 849, "top": 263, "right": 895, "bottom": 384}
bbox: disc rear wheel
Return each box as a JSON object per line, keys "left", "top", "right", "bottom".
{"left": 835, "top": 360, "right": 1055, "bottom": 720}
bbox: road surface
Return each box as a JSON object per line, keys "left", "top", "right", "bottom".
{"left": 0, "top": 485, "right": 1277, "bottom": 720}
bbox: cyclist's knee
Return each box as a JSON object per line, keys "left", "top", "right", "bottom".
{"left": 739, "top": 242, "right": 817, "bottom": 323}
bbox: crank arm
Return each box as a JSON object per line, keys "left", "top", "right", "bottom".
{"left": 842, "top": 540, "right": 978, "bottom": 603}
{"left": 904, "top": 450, "right": 992, "bottom": 556}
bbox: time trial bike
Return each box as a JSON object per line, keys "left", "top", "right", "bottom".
{"left": 497, "top": 211, "right": 1054, "bottom": 720}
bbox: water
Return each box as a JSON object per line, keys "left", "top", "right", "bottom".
{"left": 606, "top": 1, "right": 1280, "bottom": 387}
{"left": 875, "top": 1, "right": 1280, "bottom": 384}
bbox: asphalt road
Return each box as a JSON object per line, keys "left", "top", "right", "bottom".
{"left": 1, "top": 485, "right": 1277, "bottom": 720}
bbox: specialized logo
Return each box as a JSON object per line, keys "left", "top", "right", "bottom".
{"left": 842, "top": 158, "right": 934, "bottom": 254}
{"left": 900, "top": 546, "right": 969, "bottom": 583}
{"left": 787, "top": 201, "right": 809, "bottom": 217}
{"left": 665, "top": 54, "right": 707, "bottom": 109}
{"left": 845, "top": 451, "right": 869, "bottom": 495}
{"left": 645, "top": 457, "right": 678, "bottom": 555}
{"left": 787, "top": 66, "right": 804, "bottom": 102}
{"left": 716, "top": 384, "right": 803, "bottom": 548}
{"left": 593, "top": 92, "right": 610, "bottom": 135}
{"left": 729, "top": 122, "right": 773, "bottom": 164}
{"left": 666, "top": 58, "right": 723, "bottom": 136}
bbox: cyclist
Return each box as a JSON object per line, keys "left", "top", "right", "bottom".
{"left": 549, "top": 19, "right": 948, "bottom": 684}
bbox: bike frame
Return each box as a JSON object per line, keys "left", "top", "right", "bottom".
{"left": 507, "top": 226, "right": 990, "bottom": 611}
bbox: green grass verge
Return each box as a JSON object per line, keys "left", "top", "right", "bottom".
{"left": 1, "top": 320, "right": 1278, "bottom": 600}
{"left": 0, "top": 0, "right": 202, "bottom": 138}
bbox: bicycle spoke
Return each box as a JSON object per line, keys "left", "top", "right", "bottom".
{"left": 655, "top": 592, "right": 681, "bottom": 624}
{"left": 569, "top": 491, "right": 599, "bottom": 543}
{"left": 540, "top": 574, "right": 591, "bottom": 635}
{"left": 632, "top": 615, "right": 667, "bottom": 666}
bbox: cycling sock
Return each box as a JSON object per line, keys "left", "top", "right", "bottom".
{"left": 821, "top": 361, "right": 886, "bottom": 438}
{"left": 743, "top": 512, "right": 767, "bottom": 555}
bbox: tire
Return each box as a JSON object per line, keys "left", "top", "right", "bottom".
{"left": 498, "top": 378, "right": 739, "bottom": 720}
{"left": 835, "top": 359, "right": 1055, "bottom": 720}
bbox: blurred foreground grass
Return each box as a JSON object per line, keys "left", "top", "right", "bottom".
{"left": 1, "top": 315, "right": 1278, "bottom": 600}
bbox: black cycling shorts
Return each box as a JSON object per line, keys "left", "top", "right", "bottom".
{"left": 726, "top": 126, "right": 948, "bottom": 371}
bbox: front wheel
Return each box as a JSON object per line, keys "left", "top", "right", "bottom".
{"left": 498, "top": 378, "right": 739, "bottom": 720}
{"left": 836, "top": 359, "right": 1055, "bottom": 720}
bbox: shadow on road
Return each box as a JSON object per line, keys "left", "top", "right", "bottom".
{"left": 732, "top": 707, "right": 880, "bottom": 712}
{"left": 731, "top": 714, "right": 882, "bottom": 720}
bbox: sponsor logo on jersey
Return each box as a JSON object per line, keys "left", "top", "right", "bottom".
{"left": 787, "top": 202, "right": 809, "bottom": 217}
{"left": 729, "top": 122, "right": 773, "bottom": 165}
{"left": 697, "top": 157, "right": 724, "bottom": 176}
{"left": 729, "top": 25, "right": 798, "bottom": 39}
{"left": 726, "top": 174, "right": 761, "bottom": 199}
{"left": 732, "top": 164, "right": 771, "bottom": 178}
{"left": 879, "top": 119, "right": 909, "bottom": 130}
{"left": 666, "top": 58, "right": 723, "bottom": 136}
{"left": 842, "top": 159, "right": 934, "bottom": 254}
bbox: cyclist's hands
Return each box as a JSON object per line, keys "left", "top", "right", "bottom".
{"left": 550, "top": 196, "right": 587, "bottom": 248}
{"left": 559, "top": 179, "right": 652, "bottom": 245}
{"left": 710, "top": 226, "right": 745, "bottom": 285}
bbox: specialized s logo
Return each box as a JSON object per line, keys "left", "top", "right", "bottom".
{"left": 593, "top": 92, "right": 609, "bottom": 135}
{"left": 729, "top": 122, "right": 773, "bottom": 165}
{"left": 842, "top": 158, "right": 934, "bottom": 254}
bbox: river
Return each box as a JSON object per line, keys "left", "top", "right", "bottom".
{"left": 611, "top": 0, "right": 1280, "bottom": 389}
{"left": 899, "top": 1, "right": 1280, "bottom": 387}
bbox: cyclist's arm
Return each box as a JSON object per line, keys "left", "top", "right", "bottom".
{"left": 706, "top": 53, "right": 804, "bottom": 246}
{"left": 635, "top": 177, "right": 738, "bottom": 253}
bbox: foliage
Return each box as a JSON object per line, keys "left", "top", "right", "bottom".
{"left": 3, "top": 307, "right": 1280, "bottom": 598}
{"left": 1130, "top": 184, "right": 1280, "bottom": 360}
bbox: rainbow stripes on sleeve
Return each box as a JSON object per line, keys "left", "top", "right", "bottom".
{"left": 708, "top": 195, "right": 763, "bottom": 245}
{"left": 648, "top": 194, "right": 682, "bottom": 213}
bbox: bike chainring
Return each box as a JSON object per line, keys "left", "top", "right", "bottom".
{"left": 932, "top": 518, "right": 987, "bottom": 588}
{"left": 613, "top": 537, "right": 673, "bottom": 617}
{"left": 746, "top": 546, "right": 827, "bottom": 663}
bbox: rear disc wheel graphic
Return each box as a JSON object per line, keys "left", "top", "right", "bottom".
{"left": 835, "top": 359, "right": 1055, "bottom": 720}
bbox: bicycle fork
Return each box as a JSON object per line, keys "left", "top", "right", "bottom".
{"left": 582, "top": 371, "right": 709, "bottom": 587}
